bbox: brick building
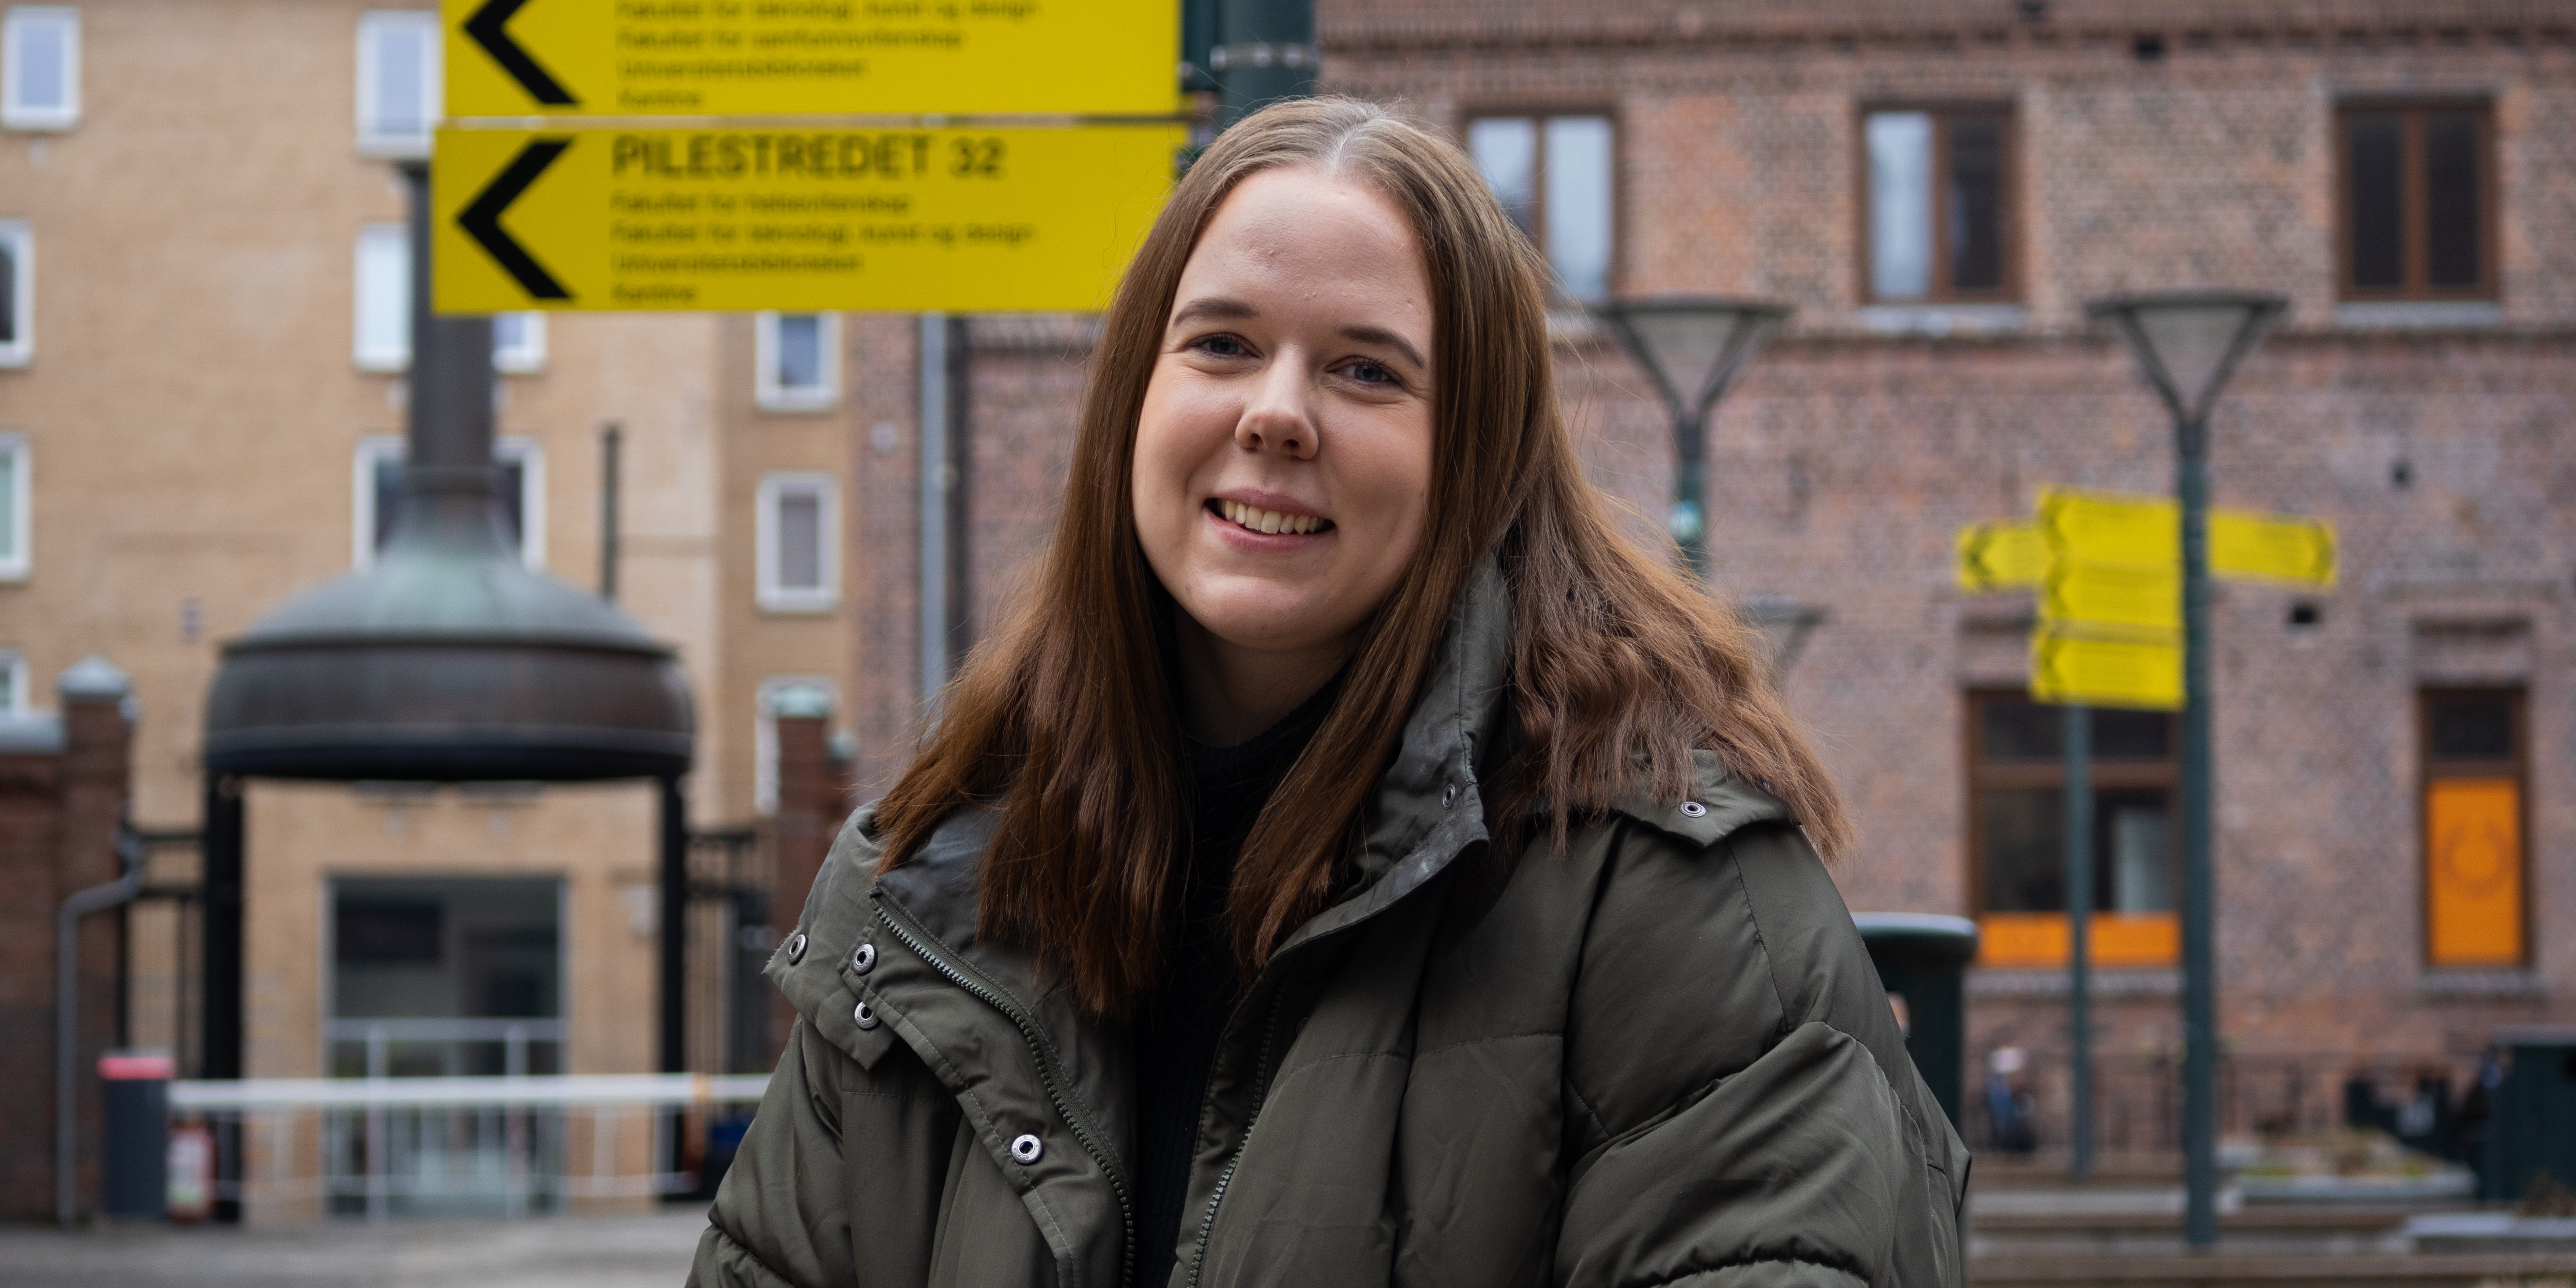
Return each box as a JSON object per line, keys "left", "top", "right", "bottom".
{"left": 0, "top": 656, "right": 133, "bottom": 1219}
{"left": 824, "top": 0, "right": 2576, "bottom": 1153}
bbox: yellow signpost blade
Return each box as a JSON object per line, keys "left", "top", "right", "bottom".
{"left": 2212, "top": 508, "right": 2337, "bottom": 587}
{"left": 1956, "top": 520, "right": 2047, "bottom": 591}
{"left": 2040, "top": 486, "right": 2337, "bottom": 588}
{"left": 2042, "top": 559, "right": 2180, "bottom": 633}
{"left": 2030, "top": 626, "right": 2184, "bottom": 711}
{"left": 430, "top": 124, "right": 1183, "bottom": 313}
{"left": 2038, "top": 487, "right": 2176, "bottom": 570}
{"left": 443, "top": 0, "right": 1182, "bottom": 119}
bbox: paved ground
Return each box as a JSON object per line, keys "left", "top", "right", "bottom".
{"left": 0, "top": 1210, "right": 707, "bottom": 1287}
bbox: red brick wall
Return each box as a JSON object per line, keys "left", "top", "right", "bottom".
{"left": 827, "top": 0, "right": 2576, "bottom": 1152}
{"left": 768, "top": 710, "right": 849, "bottom": 1054}
{"left": 0, "top": 684, "right": 137, "bottom": 1219}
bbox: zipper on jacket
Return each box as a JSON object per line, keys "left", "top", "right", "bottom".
{"left": 1184, "top": 990, "right": 1287, "bottom": 1288}
{"left": 872, "top": 895, "right": 1136, "bottom": 1288}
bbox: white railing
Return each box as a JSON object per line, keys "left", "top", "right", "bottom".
{"left": 171, "top": 1074, "right": 768, "bottom": 1222}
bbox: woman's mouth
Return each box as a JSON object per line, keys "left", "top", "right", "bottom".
{"left": 1211, "top": 499, "right": 1334, "bottom": 536}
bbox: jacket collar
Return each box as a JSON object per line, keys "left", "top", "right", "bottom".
{"left": 876, "top": 554, "right": 1517, "bottom": 968}
{"left": 870, "top": 551, "right": 1799, "bottom": 971}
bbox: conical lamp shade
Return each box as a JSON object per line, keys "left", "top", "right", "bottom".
{"left": 2088, "top": 291, "right": 2286, "bottom": 423}
{"left": 1594, "top": 297, "right": 1790, "bottom": 421}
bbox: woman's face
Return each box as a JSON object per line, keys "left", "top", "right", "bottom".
{"left": 1132, "top": 166, "right": 1436, "bottom": 670}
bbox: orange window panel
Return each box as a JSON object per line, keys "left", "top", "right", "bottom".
{"left": 1977, "top": 912, "right": 2179, "bottom": 968}
{"left": 2426, "top": 777, "right": 2523, "bottom": 966}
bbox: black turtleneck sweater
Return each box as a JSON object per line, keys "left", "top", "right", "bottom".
{"left": 1130, "top": 679, "right": 1339, "bottom": 1288}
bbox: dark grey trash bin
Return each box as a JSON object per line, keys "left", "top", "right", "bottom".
{"left": 1852, "top": 913, "right": 1979, "bottom": 1132}
{"left": 2478, "top": 1025, "right": 2576, "bottom": 1204}
{"left": 99, "top": 1051, "right": 173, "bottom": 1220}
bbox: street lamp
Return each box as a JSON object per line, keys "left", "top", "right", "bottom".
{"left": 1591, "top": 297, "right": 1791, "bottom": 573}
{"left": 2085, "top": 289, "right": 2287, "bottom": 1248}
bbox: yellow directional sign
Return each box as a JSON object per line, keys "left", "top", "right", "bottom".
{"left": 1956, "top": 520, "right": 2046, "bottom": 591}
{"left": 2043, "top": 560, "right": 2179, "bottom": 633}
{"left": 2039, "top": 488, "right": 2174, "bottom": 570}
{"left": 2030, "top": 626, "right": 2183, "bottom": 712}
{"left": 430, "top": 124, "right": 1182, "bottom": 313}
{"left": 1982, "top": 486, "right": 2331, "bottom": 712}
{"left": 2037, "top": 487, "right": 2338, "bottom": 588}
{"left": 442, "top": 0, "right": 1181, "bottom": 119}
{"left": 2212, "top": 509, "right": 2337, "bottom": 587}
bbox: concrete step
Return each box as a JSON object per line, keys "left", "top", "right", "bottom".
{"left": 1970, "top": 1252, "right": 2576, "bottom": 1287}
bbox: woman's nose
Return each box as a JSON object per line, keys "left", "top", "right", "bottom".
{"left": 1234, "top": 362, "right": 1318, "bottom": 459}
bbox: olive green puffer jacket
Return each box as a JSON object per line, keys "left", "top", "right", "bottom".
{"left": 691, "top": 564, "right": 1970, "bottom": 1288}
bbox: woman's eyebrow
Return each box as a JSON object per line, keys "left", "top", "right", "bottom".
{"left": 1169, "top": 297, "right": 1259, "bottom": 328}
{"left": 1341, "top": 324, "right": 1427, "bottom": 371}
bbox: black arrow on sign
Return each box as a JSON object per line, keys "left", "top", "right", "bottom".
{"left": 459, "top": 138, "right": 574, "bottom": 301}
{"left": 463, "top": 0, "right": 578, "bottom": 106}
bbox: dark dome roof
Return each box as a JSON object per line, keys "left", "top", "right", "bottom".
{"left": 204, "top": 483, "right": 693, "bottom": 782}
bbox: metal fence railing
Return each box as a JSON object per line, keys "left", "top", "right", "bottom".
{"left": 1971, "top": 1049, "right": 2487, "bottom": 1160}
{"left": 169, "top": 1073, "right": 767, "bottom": 1221}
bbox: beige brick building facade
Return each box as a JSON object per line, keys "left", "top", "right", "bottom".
{"left": 0, "top": 0, "right": 866, "bottom": 1174}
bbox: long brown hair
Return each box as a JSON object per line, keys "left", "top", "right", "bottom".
{"left": 874, "top": 97, "right": 1849, "bottom": 1015}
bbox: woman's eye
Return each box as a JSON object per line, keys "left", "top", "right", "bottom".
{"left": 1192, "top": 334, "right": 1251, "bottom": 359}
{"left": 1344, "top": 360, "right": 1398, "bottom": 388}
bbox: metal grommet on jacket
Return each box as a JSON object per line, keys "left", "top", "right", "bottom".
{"left": 784, "top": 931, "right": 809, "bottom": 964}
{"left": 852, "top": 1000, "right": 879, "bottom": 1030}
{"left": 1008, "top": 1134, "right": 1043, "bottom": 1165}
{"left": 1441, "top": 783, "right": 1458, "bottom": 809}
{"left": 850, "top": 942, "right": 877, "bottom": 974}
{"left": 1680, "top": 800, "right": 1708, "bottom": 818}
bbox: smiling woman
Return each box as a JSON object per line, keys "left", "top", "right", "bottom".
{"left": 1133, "top": 165, "right": 1437, "bottom": 747}
{"left": 694, "top": 98, "right": 1964, "bottom": 1288}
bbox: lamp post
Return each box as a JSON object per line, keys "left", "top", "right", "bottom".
{"left": 2084, "top": 290, "right": 2286, "bottom": 1248}
{"left": 1591, "top": 297, "right": 1791, "bottom": 574}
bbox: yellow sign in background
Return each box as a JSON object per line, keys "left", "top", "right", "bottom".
{"left": 1955, "top": 520, "right": 2047, "bottom": 592}
{"left": 2425, "top": 778, "right": 2523, "bottom": 965}
{"left": 431, "top": 124, "right": 1182, "bottom": 313}
{"left": 2029, "top": 626, "right": 2185, "bottom": 711}
{"left": 443, "top": 0, "right": 1181, "bottom": 118}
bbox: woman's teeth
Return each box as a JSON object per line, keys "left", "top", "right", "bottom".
{"left": 1220, "top": 500, "right": 1327, "bottom": 535}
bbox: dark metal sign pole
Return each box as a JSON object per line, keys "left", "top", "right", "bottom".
{"left": 2177, "top": 411, "right": 2218, "bottom": 1245}
{"left": 199, "top": 774, "right": 244, "bottom": 1222}
{"left": 1210, "top": 0, "right": 1317, "bottom": 126}
{"left": 2065, "top": 704, "right": 2094, "bottom": 1177}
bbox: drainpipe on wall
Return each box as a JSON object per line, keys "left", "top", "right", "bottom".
{"left": 918, "top": 315, "right": 971, "bottom": 708}
{"left": 52, "top": 655, "right": 137, "bottom": 1227}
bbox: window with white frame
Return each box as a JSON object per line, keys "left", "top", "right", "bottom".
{"left": 756, "top": 472, "right": 838, "bottom": 612}
{"left": 755, "top": 312, "right": 839, "bottom": 411}
{"left": 356, "top": 10, "right": 438, "bottom": 157}
{"left": 754, "top": 677, "right": 835, "bottom": 815}
{"left": 0, "top": 218, "right": 28, "bottom": 367}
{"left": 1467, "top": 114, "right": 1615, "bottom": 303}
{"left": 492, "top": 311, "right": 547, "bottom": 373}
{"left": 353, "top": 224, "right": 543, "bottom": 374}
{"left": 353, "top": 223, "right": 409, "bottom": 371}
{"left": 0, "top": 432, "right": 26, "bottom": 581}
{"left": 354, "top": 434, "right": 547, "bottom": 569}
{"left": 2, "top": 7, "right": 79, "bottom": 131}
{"left": 1862, "top": 106, "right": 2016, "bottom": 303}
